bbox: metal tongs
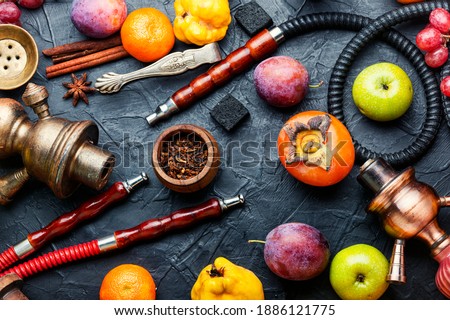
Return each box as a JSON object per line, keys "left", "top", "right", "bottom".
{"left": 95, "top": 43, "right": 223, "bottom": 94}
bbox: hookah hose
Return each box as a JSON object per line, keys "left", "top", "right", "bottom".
{"left": 0, "top": 195, "right": 244, "bottom": 279}
{"left": 0, "top": 173, "right": 148, "bottom": 273}
{"left": 281, "top": 1, "right": 448, "bottom": 167}
{"left": 326, "top": 1, "right": 449, "bottom": 166}
{"left": 148, "top": 1, "right": 447, "bottom": 167}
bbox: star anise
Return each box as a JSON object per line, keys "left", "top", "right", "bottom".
{"left": 62, "top": 73, "right": 96, "bottom": 107}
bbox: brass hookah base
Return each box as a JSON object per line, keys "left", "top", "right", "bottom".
{"left": 0, "top": 83, "right": 115, "bottom": 204}
{"left": 358, "top": 158, "right": 450, "bottom": 298}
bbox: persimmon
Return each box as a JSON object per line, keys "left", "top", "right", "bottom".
{"left": 277, "top": 110, "right": 355, "bottom": 187}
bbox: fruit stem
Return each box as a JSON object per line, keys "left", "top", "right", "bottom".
{"left": 248, "top": 240, "right": 266, "bottom": 245}
{"left": 207, "top": 263, "right": 224, "bottom": 278}
{"left": 308, "top": 80, "right": 324, "bottom": 89}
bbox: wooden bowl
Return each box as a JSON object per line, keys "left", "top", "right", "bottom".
{"left": 0, "top": 24, "right": 38, "bottom": 90}
{"left": 152, "top": 124, "right": 220, "bottom": 193}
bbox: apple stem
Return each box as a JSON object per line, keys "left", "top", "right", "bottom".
{"left": 308, "top": 80, "right": 324, "bottom": 89}
{"left": 248, "top": 240, "right": 266, "bottom": 245}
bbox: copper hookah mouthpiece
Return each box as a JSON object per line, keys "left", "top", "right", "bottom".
{"left": 0, "top": 83, "right": 116, "bottom": 204}
{"left": 358, "top": 158, "right": 450, "bottom": 298}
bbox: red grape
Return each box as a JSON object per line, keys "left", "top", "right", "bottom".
{"left": 416, "top": 28, "right": 443, "bottom": 51}
{"left": 430, "top": 8, "right": 450, "bottom": 33}
{"left": 441, "top": 76, "right": 450, "bottom": 97}
{"left": 425, "top": 46, "right": 449, "bottom": 68}
{"left": 0, "top": 2, "right": 21, "bottom": 24}
{"left": 17, "top": 0, "right": 44, "bottom": 9}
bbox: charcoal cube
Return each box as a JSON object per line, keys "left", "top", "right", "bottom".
{"left": 234, "top": 1, "right": 273, "bottom": 37}
{"left": 211, "top": 94, "right": 249, "bottom": 131}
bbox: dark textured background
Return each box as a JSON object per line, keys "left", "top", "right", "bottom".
{"left": 1, "top": 0, "right": 449, "bottom": 300}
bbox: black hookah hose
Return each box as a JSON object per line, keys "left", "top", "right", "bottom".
{"left": 321, "top": 1, "right": 449, "bottom": 166}
{"left": 278, "top": 1, "right": 449, "bottom": 167}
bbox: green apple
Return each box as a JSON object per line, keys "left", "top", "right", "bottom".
{"left": 329, "top": 244, "right": 389, "bottom": 300}
{"left": 352, "top": 62, "right": 413, "bottom": 121}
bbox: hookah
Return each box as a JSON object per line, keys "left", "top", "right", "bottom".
{"left": 0, "top": 83, "right": 115, "bottom": 204}
{"left": 0, "top": 194, "right": 245, "bottom": 299}
{"left": 358, "top": 158, "right": 450, "bottom": 298}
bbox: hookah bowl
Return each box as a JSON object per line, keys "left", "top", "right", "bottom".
{"left": 357, "top": 158, "right": 450, "bottom": 298}
{"left": 0, "top": 83, "right": 115, "bottom": 204}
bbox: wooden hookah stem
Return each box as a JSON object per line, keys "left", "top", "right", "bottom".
{"left": 172, "top": 29, "right": 281, "bottom": 110}
{"left": 0, "top": 195, "right": 244, "bottom": 279}
{"left": 114, "top": 198, "right": 222, "bottom": 248}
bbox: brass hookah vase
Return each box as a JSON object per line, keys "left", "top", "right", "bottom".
{"left": 0, "top": 83, "right": 115, "bottom": 204}
{"left": 357, "top": 158, "right": 450, "bottom": 298}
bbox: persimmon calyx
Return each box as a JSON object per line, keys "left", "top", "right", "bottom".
{"left": 283, "top": 114, "right": 332, "bottom": 171}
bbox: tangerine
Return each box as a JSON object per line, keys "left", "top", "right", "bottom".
{"left": 99, "top": 264, "right": 156, "bottom": 300}
{"left": 120, "top": 8, "right": 175, "bottom": 63}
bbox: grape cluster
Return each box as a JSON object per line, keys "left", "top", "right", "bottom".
{"left": 416, "top": 8, "right": 450, "bottom": 97}
{"left": 0, "top": 0, "right": 44, "bottom": 26}
{"left": 416, "top": 8, "right": 450, "bottom": 68}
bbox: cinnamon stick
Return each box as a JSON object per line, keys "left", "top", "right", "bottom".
{"left": 42, "top": 34, "right": 122, "bottom": 57}
{"left": 51, "top": 49, "right": 105, "bottom": 64}
{"left": 46, "top": 46, "right": 129, "bottom": 79}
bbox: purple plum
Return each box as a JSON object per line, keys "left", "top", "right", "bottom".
{"left": 263, "top": 222, "right": 330, "bottom": 281}
{"left": 253, "top": 56, "right": 309, "bottom": 108}
{"left": 71, "top": 0, "right": 127, "bottom": 39}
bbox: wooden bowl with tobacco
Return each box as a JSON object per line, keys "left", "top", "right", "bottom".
{"left": 152, "top": 124, "right": 220, "bottom": 193}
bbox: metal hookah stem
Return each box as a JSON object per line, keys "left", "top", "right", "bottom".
{"left": 0, "top": 195, "right": 244, "bottom": 279}
{"left": 0, "top": 173, "right": 149, "bottom": 272}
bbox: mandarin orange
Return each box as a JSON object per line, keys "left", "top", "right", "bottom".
{"left": 120, "top": 8, "right": 175, "bottom": 63}
{"left": 99, "top": 264, "right": 156, "bottom": 300}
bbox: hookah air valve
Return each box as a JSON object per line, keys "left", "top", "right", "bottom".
{"left": 357, "top": 158, "right": 450, "bottom": 298}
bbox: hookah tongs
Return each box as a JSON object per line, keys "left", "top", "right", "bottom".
{"left": 358, "top": 158, "right": 450, "bottom": 298}
{"left": 0, "top": 173, "right": 149, "bottom": 273}
{"left": 0, "top": 194, "right": 245, "bottom": 282}
{"left": 94, "top": 43, "right": 223, "bottom": 94}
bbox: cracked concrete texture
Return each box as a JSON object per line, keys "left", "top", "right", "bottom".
{"left": 0, "top": 0, "right": 448, "bottom": 299}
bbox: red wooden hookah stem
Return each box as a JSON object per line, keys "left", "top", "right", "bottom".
{"left": 28, "top": 182, "right": 128, "bottom": 249}
{"left": 114, "top": 198, "right": 222, "bottom": 247}
{"left": 0, "top": 173, "right": 148, "bottom": 272}
{"left": 172, "top": 29, "right": 280, "bottom": 110}
{"left": 146, "top": 29, "right": 283, "bottom": 125}
{"left": 0, "top": 195, "right": 244, "bottom": 279}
